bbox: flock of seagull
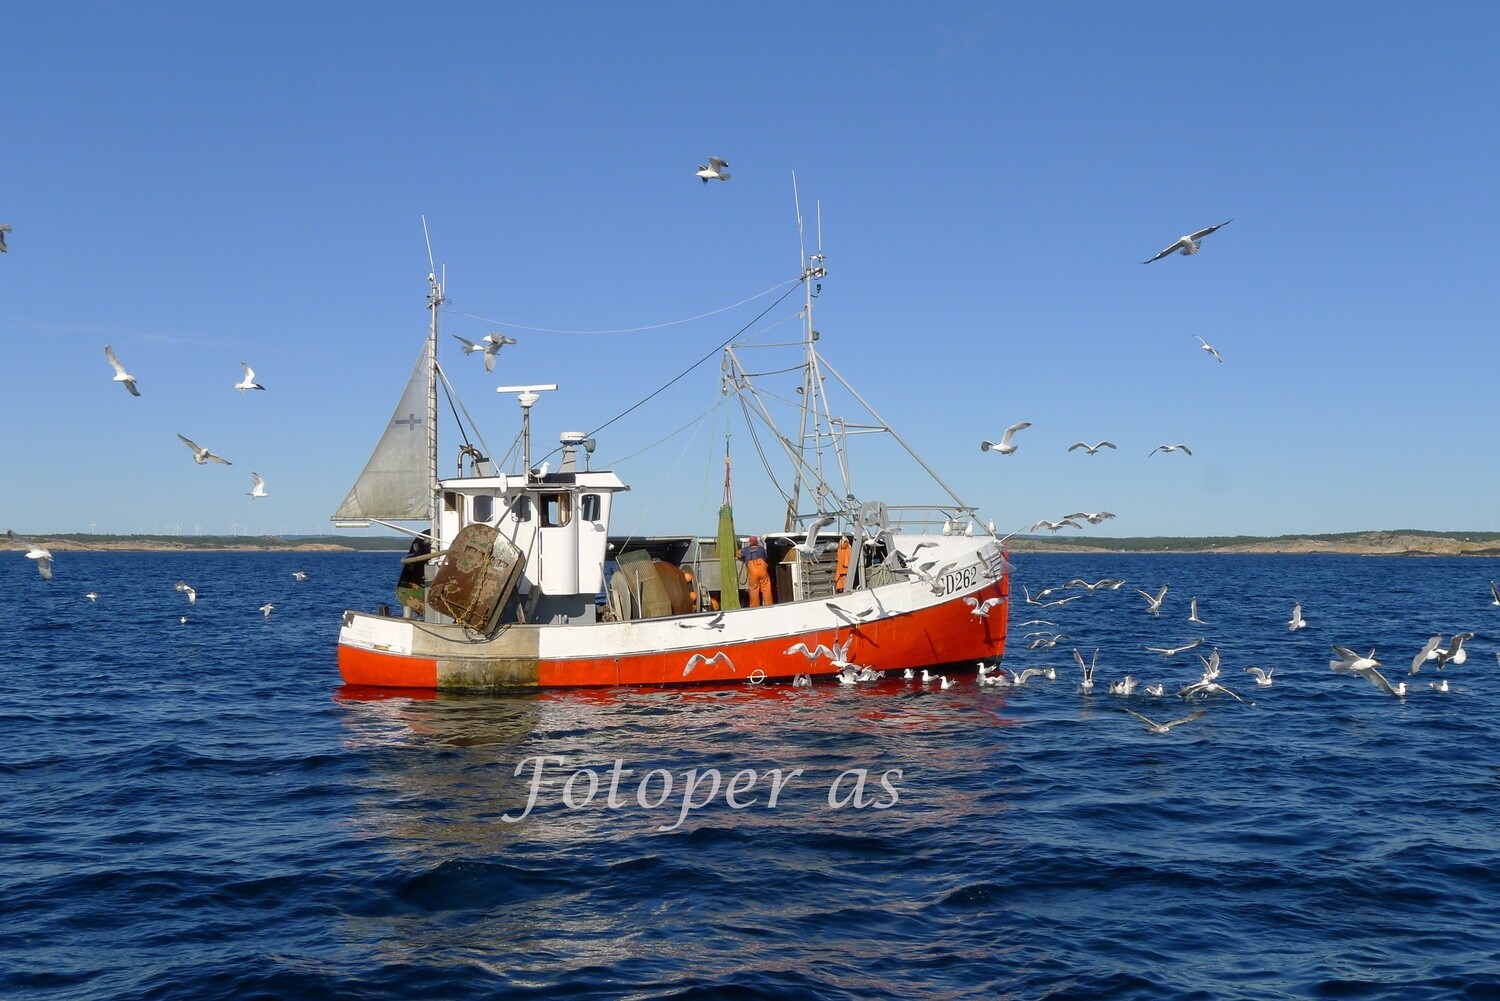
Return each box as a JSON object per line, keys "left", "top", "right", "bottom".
{"left": 101, "top": 344, "right": 274, "bottom": 499}
{"left": 976, "top": 218, "right": 1236, "bottom": 534}
{"left": 772, "top": 569, "right": 1499, "bottom": 732}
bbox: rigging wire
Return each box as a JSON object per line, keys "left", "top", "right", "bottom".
{"left": 598, "top": 397, "right": 724, "bottom": 467}
{"left": 534, "top": 277, "right": 807, "bottom": 465}
{"left": 448, "top": 278, "right": 799, "bottom": 335}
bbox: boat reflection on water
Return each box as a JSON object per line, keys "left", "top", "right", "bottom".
{"left": 329, "top": 680, "right": 1020, "bottom": 978}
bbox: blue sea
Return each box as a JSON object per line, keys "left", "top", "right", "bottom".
{"left": 6, "top": 550, "right": 1500, "bottom": 1000}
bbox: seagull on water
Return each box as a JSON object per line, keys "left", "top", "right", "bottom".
{"left": 1244, "top": 666, "right": 1274, "bottom": 687}
{"left": 7, "top": 530, "right": 53, "bottom": 579}
{"left": 1195, "top": 336, "right": 1225, "bottom": 364}
{"left": 234, "top": 362, "right": 266, "bottom": 392}
{"left": 1012, "top": 667, "right": 1056, "bottom": 685}
{"left": 177, "top": 434, "right": 232, "bottom": 465}
{"left": 981, "top": 422, "right": 1032, "bottom": 455}
{"left": 1149, "top": 444, "right": 1193, "bottom": 456}
{"left": 1143, "top": 219, "right": 1232, "bottom": 264}
{"left": 1331, "top": 645, "right": 1405, "bottom": 697}
{"left": 792, "top": 673, "right": 812, "bottom": 687}
{"left": 695, "top": 156, "right": 730, "bottom": 183}
{"left": 247, "top": 472, "right": 268, "bottom": 499}
{"left": 104, "top": 345, "right": 141, "bottom": 397}
{"left": 1188, "top": 597, "right": 1207, "bottom": 625}
{"left": 939, "top": 675, "right": 956, "bottom": 690}
{"left": 1288, "top": 603, "right": 1307, "bottom": 631}
{"left": 1430, "top": 678, "right": 1450, "bottom": 693}
{"left": 1137, "top": 585, "right": 1168, "bottom": 617}
{"left": 1123, "top": 707, "right": 1205, "bottom": 734}
{"left": 1110, "top": 675, "right": 1138, "bottom": 696}
{"left": 175, "top": 581, "right": 197, "bottom": 604}
{"left": 1067, "top": 441, "right": 1116, "bottom": 455}
{"left": 260, "top": 603, "right": 275, "bottom": 619}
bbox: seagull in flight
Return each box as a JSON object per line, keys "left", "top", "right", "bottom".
{"left": 1143, "top": 638, "right": 1204, "bottom": 657}
{"left": 7, "top": 530, "right": 53, "bottom": 580}
{"left": 1137, "top": 585, "right": 1168, "bottom": 617}
{"left": 964, "top": 595, "right": 1002, "bottom": 618}
{"left": 453, "top": 333, "right": 517, "bottom": 373}
{"left": 1410, "top": 635, "right": 1443, "bottom": 676}
{"left": 1188, "top": 597, "right": 1207, "bottom": 625}
{"left": 1434, "top": 632, "right": 1474, "bottom": 669}
{"left": 177, "top": 434, "right": 232, "bottom": 465}
{"left": 247, "top": 472, "right": 268, "bottom": 499}
{"left": 1122, "top": 707, "right": 1205, "bottom": 734}
{"left": 1331, "top": 644, "right": 1404, "bottom": 697}
{"left": 1063, "top": 511, "right": 1116, "bottom": 525}
{"left": 259, "top": 602, "right": 275, "bottom": 619}
{"left": 1030, "top": 518, "right": 1083, "bottom": 533}
{"left": 292, "top": 571, "right": 308, "bottom": 581}
{"left": 0, "top": 223, "right": 10, "bottom": 253}
{"left": 695, "top": 156, "right": 730, "bottom": 182}
{"left": 175, "top": 580, "right": 197, "bottom": 604}
{"left": 981, "top": 422, "right": 1032, "bottom": 455}
{"left": 772, "top": 514, "right": 837, "bottom": 557}
{"left": 1196, "top": 336, "right": 1225, "bottom": 363}
{"left": 1288, "top": 603, "right": 1307, "bottom": 631}
{"left": 1074, "top": 647, "right": 1099, "bottom": 694}
{"left": 1244, "top": 666, "right": 1274, "bottom": 687}
{"left": 1143, "top": 219, "right": 1232, "bottom": 264}
{"left": 104, "top": 344, "right": 141, "bottom": 397}
{"left": 1066, "top": 578, "right": 1125, "bottom": 593}
{"left": 1149, "top": 444, "right": 1193, "bottom": 456}
{"left": 86, "top": 592, "right": 98, "bottom": 601}
{"left": 1067, "top": 441, "right": 1116, "bottom": 455}
{"left": 683, "top": 650, "right": 736, "bottom": 677}
{"left": 234, "top": 362, "right": 266, "bottom": 392}
{"left": 1491, "top": 580, "right": 1500, "bottom": 606}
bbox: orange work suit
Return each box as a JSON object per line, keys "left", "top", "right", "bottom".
{"left": 738, "top": 542, "right": 773, "bottom": 607}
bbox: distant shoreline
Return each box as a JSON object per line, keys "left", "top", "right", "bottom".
{"left": 11, "top": 529, "right": 1500, "bottom": 557}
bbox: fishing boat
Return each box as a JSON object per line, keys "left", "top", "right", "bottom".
{"left": 332, "top": 232, "right": 1011, "bottom": 690}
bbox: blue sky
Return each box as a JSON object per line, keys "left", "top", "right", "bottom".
{"left": 3, "top": 3, "right": 1498, "bottom": 539}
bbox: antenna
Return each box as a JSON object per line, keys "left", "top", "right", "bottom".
{"left": 792, "top": 171, "right": 806, "bottom": 270}
{"left": 422, "top": 214, "right": 436, "bottom": 274}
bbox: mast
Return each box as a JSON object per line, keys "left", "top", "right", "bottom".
{"left": 787, "top": 176, "right": 828, "bottom": 528}
{"left": 426, "top": 269, "right": 446, "bottom": 548}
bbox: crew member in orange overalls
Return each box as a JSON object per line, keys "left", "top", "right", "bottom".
{"left": 738, "top": 535, "right": 773, "bottom": 607}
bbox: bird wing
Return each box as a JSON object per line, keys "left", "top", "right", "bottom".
{"left": 205, "top": 451, "right": 231, "bottom": 465}
{"left": 1143, "top": 238, "right": 1187, "bottom": 264}
{"left": 1177, "top": 445, "right": 1193, "bottom": 455}
{"left": 708, "top": 156, "right": 728, "bottom": 170}
{"left": 1122, "top": 707, "right": 1159, "bottom": 727}
{"left": 1189, "top": 219, "right": 1232, "bottom": 241}
{"left": 251, "top": 473, "right": 266, "bottom": 490}
{"left": 177, "top": 433, "right": 201, "bottom": 453}
{"left": 1165, "top": 711, "right": 1205, "bottom": 728}
{"left": 1097, "top": 441, "right": 1117, "bottom": 450}
{"left": 241, "top": 362, "right": 255, "bottom": 381}
{"left": 105, "top": 344, "right": 129, "bottom": 376}
{"left": 1067, "top": 442, "right": 1087, "bottom": 452}
{"left": 1365, "top": 666, "right": 1399, "bottom": 696}
{"left": 1411, "top": 636, "right": 1441, "bottom": 674}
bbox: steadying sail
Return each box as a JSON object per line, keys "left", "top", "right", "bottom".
{"left": 331, "top": 341, "right": 434, "bottom": 523}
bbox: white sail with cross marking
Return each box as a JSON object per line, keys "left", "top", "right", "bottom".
{"left": 331, "top": 340, "right": 434, "bottom": 522}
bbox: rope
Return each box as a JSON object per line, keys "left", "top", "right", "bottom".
{"left": 448, "top": 278, "right": 799, "bottom": 335}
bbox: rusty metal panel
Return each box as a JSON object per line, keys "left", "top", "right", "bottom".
{"left": 427, "top": 524, "right": 526, "bottom": 633}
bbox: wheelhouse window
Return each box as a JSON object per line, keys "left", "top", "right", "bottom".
{"left": 541, "top": 492, "right": 572, "bottom": 528}
{"left": 511, "top": 495, "right": 532, "bottom": 522}
{"left": 582, "top": 494, "right": 602, "bottom": 522}
{"left": 472, "top": 494, "right": 494, "bottom": 523}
